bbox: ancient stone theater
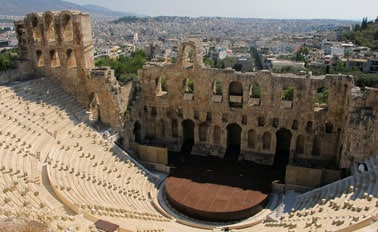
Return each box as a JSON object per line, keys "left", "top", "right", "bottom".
{"left": 0, "top": 9, "right": 375, "bottom": 231}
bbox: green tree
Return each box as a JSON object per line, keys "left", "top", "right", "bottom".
{"left": 282, "top": 86, "right": 294, "bottom": 101}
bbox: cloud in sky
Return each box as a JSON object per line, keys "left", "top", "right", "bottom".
{"left": 67, "top": 0, "right": 378, "bottom": 20}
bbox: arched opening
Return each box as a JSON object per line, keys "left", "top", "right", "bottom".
{"left": 274, "top": 128, "right": 292, "bottom": 167}
{"left": 325, "top": 122, "right": 333, "bottom": 133}
{"left": 171, "top": 119, "right": 178, "bottom": 138}
{"left": 159, "top": 119, "right": 165, "bottom": 137}
{"left": 155, "top": 76, "right": 167, "bottom": 96}
{"left": 181, "top": 119, "right": 194, "bottom": 153}
{"left": 312, "top": 135, "right": 321, "bottom": 156}
{"left": 199, "top": 124, "right": 207, "bottom": 142}
{"left": 212, "top": 80, "right": 223, "bottom": 102}
{"left": 183, "top": 78, "right": 194, "bottom": 93}
{"left": 133, "top": 121, "right": 142, "bottom": 143}
{"left": 213, "top": 126, "right": 220, "bottom": 144}
{"left": 225, "top": 123, "right": 242, "bottom": 159}
{"left": 248, "top": 129, "right": 256, "bottom": 148}
{"left": 229, "top": 81, "right": 243, "bottom": 108}
{"left": 315, "top": 87, "right": 329, "bottom": 108}
{"left": 292, "top": 120, "right": 299, "bottom": 130}
{"left": 295, "top": 135, "right": 305, "bottom": 155}
{"left": 66, "top": 48, "right": 76, "bottom": 68}
{"left": 306, "top": 121, "right": 313, "bottom": 133}
{"left": 36, "top": 50, "right": 44, "bottom": 67}
{"left": 49, "top": 50, "right": 60, "bottom": 67}
{"left": 31, "top": 15, "right": 42, "bottom": 42}
{"left": 182, "top": 45, "right": 195, "bottom": 68}
{"left": 44, "top": 13, "right": 55, "bottom": 42}
{"left": 263, "top": 132, "right": 271, "bottom": 150}
{"left": 281, "top": 85, "right": 294, "bottom": 108}
{"left": 249, "top": 82, "right": 261, "bottom": 106}
{"left": 61, "top": 13, "right": 73, "bottom": 41}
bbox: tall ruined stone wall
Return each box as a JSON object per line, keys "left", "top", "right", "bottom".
{"left": 136, "top": 39, "right": 354, "bottom": 167}
{"left": 15, "top": 11, "right": 129, "bottom": 130}
{"left": 340, "top": 87, "right": 378, "bottom": 168}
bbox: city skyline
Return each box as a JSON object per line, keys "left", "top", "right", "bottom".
{"left": 66, "top": 0, "right": 377, "bottom": 20}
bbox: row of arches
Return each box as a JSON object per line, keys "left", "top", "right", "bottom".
{"left": 155, "top": 78, "right": 329, "bottom": 108}
{"left": 29, "top": 12, "right": 74, "bottom": 43}
{"left": 134, "top": 118, "right": 324, "bottom": 164}
{"left": 36, "top": 48, "right": 76, "bottom": 68}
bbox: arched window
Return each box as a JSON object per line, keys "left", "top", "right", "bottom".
{"left": 61, "top": 13, "right": 73, "bottom": 41}
{"left": 213, "top": 80, "right": 223, "bottom": 95}
{"left": 282, "top": 85, "right": 294, "bottom": 108}
{"left": 66, "top": 49, "right": 76, "bottom": 68}
{"left": 171, "top": 119, "right": 178, "bottom": 138}
{"left": 229, "top": 81, "right": 243, "bottom": 108}
{"left": 155, "top": 76, "right": 167, "bottom": 96}
{"left": 292, "top": 120, "right": 299, "bottom": 130}
{"left": 248, "top": 129, "right": 256, "bottom": 148}
{"left": 315, "top": 87, "right": 329, "bottom": 107}
{"left": 263, "top": 132, "right": 271, "bottom": 150}
{"left": 213, "top": 126, "right": 220, "bottom": 144}
{"left": 31, "top": 15, "right": 42, "bottom": 42}
{"left": 249, "top": 83, "right": 261, "bottom": 98}
{"left": 295, "top": 135, "right": 304, "bottom": 154}
{"left": 325, "top": 122, "right": 333, "bottom": 133}
{"left": 36, "top": 50, "right": 44, "bottom": 67}
{"left": 183, "top": 78, "right": 194, "bottom": 93}
{"left": 44, "top": 13, "right": 55, "bottom": 42}
{"left": 306, "top": 121, "right": 313, "bottom": 133}
{"left": 182, "top": 45, "right": 195, "bottom": 67}
{"left": 159, "top": 119, "right": 165, "bottom": 137}
{"left": 199, "top": 124, "right": 207, "bottom": 142}
{"left": 50, "top": 50, "right": 60, "bottom": 67}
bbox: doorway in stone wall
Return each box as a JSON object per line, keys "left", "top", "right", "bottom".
{"left": 133, "top": 121, "right": 142, "bottom": 143}
{"left": 225, "top": 123, "right": 242, "bottom": 160}
{"left": 181, "top": 119, "right": 194, "bottom": 153}
{"left": 274, "top": 128, "right": 292, "bottom": 167}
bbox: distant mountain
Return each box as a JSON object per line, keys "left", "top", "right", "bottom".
{"left": 0, "top": 0, "right": 142, "bottom": 18}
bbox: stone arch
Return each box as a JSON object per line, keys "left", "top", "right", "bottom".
{"left": 155, "top": 76, "right": 167, "bottom": 96}
{"left": 262, "top": 132, "right": 271, "bottom": 150}
{"left": 249, "top": 82, "right": 261, "bottom": 98}
{"left": 36, "top": 50, "right": 44, "bottom": 67}
{"left": 295, "top": 135, "right": 305, "bottom": 155}
{"left": 30, "top": 14, "right": 42, "bottom": 42}
{"left": 171, "top": 119, "right": 178, "bottom": 138}
{"left": 229, "top": 81, "right": 243, "bottom": 108}
{"left": 183, "top": 78, "right": 194, "bottom": 94}
{"left": 306, "top": 121, "right": 313, "bottom": 133}
{"left": 88, "top": 93, "right": 100, "bottom": 121}
{"left": 248, "top": 129, "right": 256, "bottom": 148}
{"left": 158, "top": 119, "right": 165, "bottom": 137}
{"left": 66, "top": 48, "right": 76, "bottom": 68}
{"left": 226, "top": 123, "right": 242, "bottom": 159}
{"left": 133, "top": 121, "right": 142, "bottom": 143}
{"left": 43, "top": 12, "right": 56, "bottom": 42}
{"left": 199, "top": 124, "right": 207, "bottom": 142}
{"left": 315, "top": 87, "right": 329, "bottom": 107}
{"left": 182, "top": 119, "right": 194, "bottom": 143}
{"left": 213, "top": 126, "right": 220, "bottom": 144}
{"left": 312, "top": 135, "right": 321, "bottom": 156}
{"left": 325, "top": 122, "right": 333, "bottom": 133}
{"left": 49, "top": 49, "right": 60, "bottom": 67}
{"left": 178, "top": 39, "right": 203, "bottom": 68}
{"left": 282, "top": 85, "right": 294, "bottom": 109}
{"left": 61, "top": 12, "right": 73, "bottom": 41}
{"left": 213, "top": 80, "right": 223, "bottom": 95}
{"left": 274, "top": 128, "right": 292, "bottom": 167}
{"left": 292, "top": 119, "right": 299, "bottom": 130}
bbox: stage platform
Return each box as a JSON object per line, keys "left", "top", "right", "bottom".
{"left": 164, "top": 155, "right": 284, "bottom": 221}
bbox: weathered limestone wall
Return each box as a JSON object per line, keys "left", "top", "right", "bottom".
{"left": 136, "top": 39, "right": 354, "bottom": 167}
{"left": 15, "top": 11, "right": 129, "bottom": 130}
{"left": 340, "top": 87, "right": 378, "bottom": 168}
{"left": 0, "top": 61, "right": 35, "bottom": 85}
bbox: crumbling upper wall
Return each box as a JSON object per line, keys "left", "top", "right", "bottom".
{"left": 340, "top": 87, "right": 378, "bottom": 168}
{"left": 15, "top": 11, "right": 128, "bottom": 130}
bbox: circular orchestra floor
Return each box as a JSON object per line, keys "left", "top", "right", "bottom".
{"left": 164, "top": 154, "right": 283, "bottom": 221}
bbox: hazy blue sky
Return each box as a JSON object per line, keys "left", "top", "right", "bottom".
{"left": 66, "top": 0, "right": 377, "bottom": 20}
